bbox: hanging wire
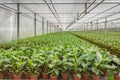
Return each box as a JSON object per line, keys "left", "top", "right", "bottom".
{"left": 66, "top": 0, "right": 97, "bottom": 29}
{"left": 43, "top": 0, "right": 62, "bottom": 27}
{"left": 66, "top": 0, "right": 105, "bottom": 29}
{"left": 49, "top": 0, "right": 63, "bottom": 27}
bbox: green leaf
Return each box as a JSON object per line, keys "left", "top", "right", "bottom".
{"left": 113, "top": 57, "right": 120, "bottom": 65}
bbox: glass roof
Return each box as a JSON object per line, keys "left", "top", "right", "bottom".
{"left": 0, "top": 0, "right": 120, "bottom": 30}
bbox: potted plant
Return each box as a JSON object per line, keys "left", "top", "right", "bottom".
{"left": 21, "top": 46, "right": 35, "bottom": 80}
{"left": 49, "top": 68, "right": 60, "bottom": 80}
{"left": 61, "top": 52, "right": 74, "bottom": 80}
{"left": 91, "top": 52, "right": 105, "bottom": 80}
{"left": 42, "top": 50, "right": 51, "bottom": 80}
{"left": 0, "top": 51, "right": 4, "bottom": 80}
{"left": 49, "top": 54, "right": 61, "bottom": 80}
{"left": 98, "top": 52, "right": 114, "bottom": 78}
{"left": 91, "top": 66, "right": 101, "bottom": 80}
{"left": 73, "top": 73, "right": 81, "bottom": 80}
{"left": 3, "top": 50, "right": 14, "bottom": 79}
{"left": 79, "top": 53, "right": 94, "bottom": 80}
{"left": 72, "top": 62, "right": 82, "bottom": 80}
{"left": 9, "top": 51, "right": 26, "bottom": 80}
{"left": 111, "top": 56, "right": 120, "bottom": 80}
{"left": 79, "top": 46, "right": 102, "bottom": 80}
{"left": 71, "top": 49, "right": 82, "bottom": 80}
{"left": 25, "top": 52, "right": 45, "bottom": 80}
{"left": 26, "top": 58, "right": 39, "bottom": 80}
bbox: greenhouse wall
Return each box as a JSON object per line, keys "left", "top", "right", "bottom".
{"left": 0, "top": 7, "right": 17, "bottom": 42}
{"left": 36, "top": 20, "right": 42, "bottom": 36}
{"left": 0, "top": 8, "right": 58, "bottom": 43}
{"left": 20, "top": 14, "right": 34, "bottom": 38}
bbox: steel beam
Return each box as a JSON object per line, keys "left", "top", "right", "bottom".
{"left": 17, "top": 3, "right": 20, "bottom": 42}
{"left": 51, "top": 24, "right": 53, "bottom": 33}
{"left": 87, "top": 23, "right": 89, "bottom": 30}
{"left": 42, "top": 18, "right": 44, "bottom": 34}
{"left": 34, "top": 13, "right": 37, "bottom": 36}
{"left": 91, "top": 22, "right": 93, "bottom": 30}
{"left": 0, "top": 2, "right": 120, "bottom": 4}
{"left": 66, "top": 0, "right": 98, "bottom": 29}
{"left": 98, "top": 17, "right": 120, "bottom": 24}
{"left": 96, "top": 20, "right": 99, "bottom": 29}
{"left": 43, "top": 0, "right": 62, "bottom": 27}
{"left": 105, "top": 17, "right": 107, "bottom": 29}
{"left": 85, "top": 3, "right": 87, "bottom": 14}
{"left": 19, "top": 12, "right": 120, "bottom": 14}
{"left": 50, "top": 23, "right": 51, "bottom": 33}
{"left": 47, "top": 20, "right": 49, "bottom": 34}
{"left": 85, "top": 4, "right": 120, "bottom": 21}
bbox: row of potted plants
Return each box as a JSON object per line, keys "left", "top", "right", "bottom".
{"left": 71, "top": 31, "right": 120, "bottom": 55}
{"left": 0, "top": 32, "right": 90, "bottom": 49}
{"left": 0, "top": 32, "right": 119, "bottom": 80}
{"left": 0, "top": 45, "right": 120, "bottom": 80}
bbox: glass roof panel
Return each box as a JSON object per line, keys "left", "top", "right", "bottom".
{"left": 0, "top": 0, "right": 120, "bottom": 29}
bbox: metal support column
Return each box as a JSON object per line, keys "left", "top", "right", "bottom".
{"left": 84, "top": 23, "right": 85, "bottom": 31}
{"left": 51, "top": 24, "right": 53, "bottom": 32}
{"left": 34, "top": 13, "right": 37, "bottom": 36}
{"left": 96, "top": 20, "right": 98, "bottom": 30}
{"left": 53, "top": 24, "right": 54, "bottom": 32}
{"left": 77, "top": 13, "right": 79, "bottom": 20}
{"left": 53, "top": 25, "right": 54, "bottom": 32}
{"left": 50, "top": 23, "right": 51, "bottom": 33}
{"left": 53, "top": 24, "right": 55, "bottom": 32}
{"left": 87, "top": 23, "right": 89, "bottom": 30}
{"left": 55, "top": 26, "right": 56, "bottom": 32}
{"left": 91, "top": 22, "right": 93, "bottom": 30}
{"left": 85, "top": 3, "right": 87, "bottom": 14}
{"left": 47, "top": 20, "right": 48, "bottom": 34}
{"left": 17, "top": 3, "right": 20, "bottom": 42}
{"left": 42, "top": 18, "right": 44, "bottom": 34}
{"left": 74, "top": 18, "right": 76, "bottom": 23}
{"left": 105, "top": 17, "right": 107, "bottom": 30}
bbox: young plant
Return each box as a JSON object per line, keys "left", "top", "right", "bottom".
{"left": 25, "top": 49, "right": 45, "bottom": 75}
{"left": 99, "top": 51, "right": 116, "bottom": 75}
{"left": 91, "top": 51, "right": 103, "bottom": 75}
{"left": 9, "top": 51, "right": 26, "bottom": 75}
{"left": 71, "top": 47, "right": 82, "bottom": 77}
{"left": 41, "top": 47, "right": 51, "bottom": 74}
{"left": 111, "top": 56, "right": 120, "bottom": 76}
{"left": 60, "top": 51, "right": 74, "bottom": 74}
{"left": 0, "top": 50, "right": 4, "bottom": 74}
{"left": 49, "top": 53, "right": 61, "bottom": 76}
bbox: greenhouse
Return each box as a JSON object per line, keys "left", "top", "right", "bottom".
{"left": 0, "top": 0, "right": 120, "bottom": 80}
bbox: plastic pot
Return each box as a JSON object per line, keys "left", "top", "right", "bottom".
{"left": 82, "top": 72, "right": 89, "bottom": 80}
{"left": 8, "top": 72, "right": 13, "bottom": 79}
{"left": 14, "top": 74, "right": 21, "bottom": 80}
{"left": 50, "top": 75, "right": 58, "bottom": 80}
{"left": 30, "top": 75, "right": 38, "bottom": 80}
{"left": 24, "top": 73, "right": 30, "bottom": 80}
{"left": 42, "top": 73, "right": 49, "bottom": 80}
{"left": 0, "top": 74, "right": 3, "bottom": 80}
{"left": 3, "top": 71, "right": 8, "bottom": 77}
{"left": 73, "top": 75, "right": 81, "bottom": 80}
{"left": 114, "top": 75, "right": 120, "bottom": 80}
{"left": 92, "top": 75, "right": 100, "bottom": 80}
{"left": 38, "top": 72, "right": 42, "bottom": 78}
{"left": 102, "top": 70, "right": 107, "bottom": 77}
{"left": 62, "top": 73, "right": 69, "bottom": 80}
